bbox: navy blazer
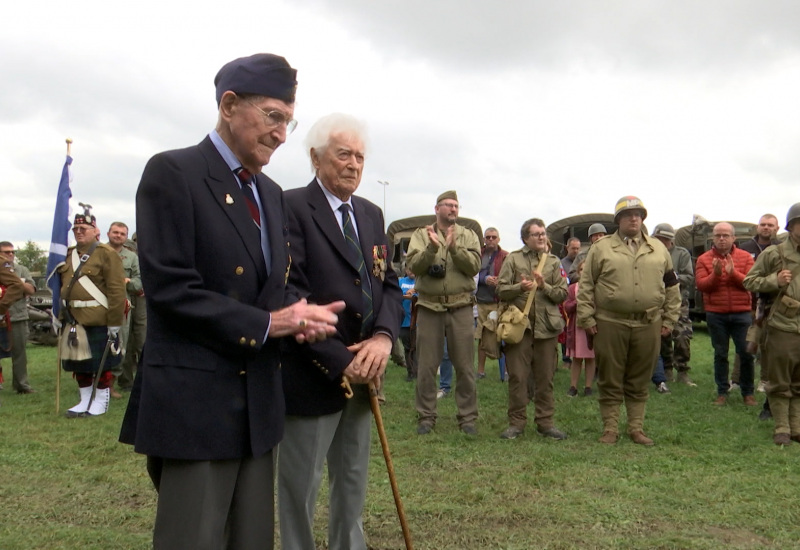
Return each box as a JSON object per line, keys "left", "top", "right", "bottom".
{"left": 120, "top": 136, "right": 293, "bottom": 460}
{"left": 282, "top": 181, "right": 403, "bottom": 416}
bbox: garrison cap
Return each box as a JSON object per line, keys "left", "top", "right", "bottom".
{"left": 214, "top": 53, "right": 298, "bottom": 106}
{"left": 436, "top": 190, "right": 458, "bottom": 204}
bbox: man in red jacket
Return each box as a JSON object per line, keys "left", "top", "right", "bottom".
{"left": 696, "top": 222, "right": 756, "bottom": 406}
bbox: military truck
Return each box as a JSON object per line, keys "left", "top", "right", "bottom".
{"left": 386, "top": 215, "right": 483, "bottom": 275}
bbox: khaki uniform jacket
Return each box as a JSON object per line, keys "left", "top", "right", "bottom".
{"left": 0, "top": 254, "right": 24, "bottom": 315}
{"left": 117, "top": 246, "right": 143, "bottom": 299}
{"left": 577, "top": 232, "right": 680, "bottom": 330}
{"left": 743, "top": 237, "right": 800, "bottom": 334}
{"left": 58, "top": 243, "right": 126, "bottom": 327}
{"left": 670, "top": 245, "right": 694, "bottom": 302}
{"left": 497, "top": 246, "right": 568, "bottom": 339}
{"left": 9, "top": 262, "right": 33, "bottom": 322}
{"left": 406, "top": 223, "right": 481, "bottom": 311}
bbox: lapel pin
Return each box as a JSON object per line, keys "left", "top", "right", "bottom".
{"left": 225, "top": 194, "right": 234, "bottom": 205}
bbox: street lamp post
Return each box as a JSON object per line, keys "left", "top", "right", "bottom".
{"left": 377, "top": 180, "right": 390, "bottom": 223}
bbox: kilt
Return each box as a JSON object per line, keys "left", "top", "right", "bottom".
{"left": 61, "top": 325, "right": 121, "bottom": 374}
{"left": 0, "top": 326, "right": 10, "bottom": 360}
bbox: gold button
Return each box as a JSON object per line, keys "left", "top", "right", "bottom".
{"left": 250, "top": 339, "right": 257, "bottom": 347}
{"left": 355, "top": 313, "right": 362, "bottom": 319}
{"left": 235, "top": 266, "right": 244, "bottom": 275}
{"left": 239, "top": 337, "right": 246, "bottom": 345}
{"left": 239, "top": 370, "right": 246, "bottom": 375}
{"left": 355, "top": 278, "right": 361, "bottom": 286}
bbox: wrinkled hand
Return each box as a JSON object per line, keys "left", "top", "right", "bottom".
{"left": 777, "top": 269, "right": 793, "bottom": 288}
{"left": 269, "top": 298, "right": 345, "bottom": 343}
{"left": 108, "top": 326, "right": 121, "bottom": 338}
{"left": 426, "top": 225, "right": 441, "bottom": 248}
{"left": 344, "top": 333, "right": 392, "bottom": 384}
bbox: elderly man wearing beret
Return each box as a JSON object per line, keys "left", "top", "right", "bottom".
{"left": 406, "top": 190, "right": 481, "bottom": 435}
{"left": 120, "top": 53, "right": 343, "bottom": 550}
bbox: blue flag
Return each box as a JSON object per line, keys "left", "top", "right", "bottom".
{"left": 46, "top": 155, "right": 73, "bottom": 318}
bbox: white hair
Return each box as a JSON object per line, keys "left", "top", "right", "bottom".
{"left": 304, "top": 113, "right": 368, "bottom": 172}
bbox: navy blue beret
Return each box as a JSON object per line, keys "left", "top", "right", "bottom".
{"left": 214, "top": 53, "right": 297, "bottom": 105}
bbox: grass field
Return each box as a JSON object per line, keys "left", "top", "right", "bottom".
{"left": 1, "top": 325, "right": 798, "bottom": 550}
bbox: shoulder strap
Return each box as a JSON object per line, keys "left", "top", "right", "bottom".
{"left": 523, "top": 253, "right": 550, "bottom": 316}
{"left": 62, "top": 242, "right": 99, "bottom": 322}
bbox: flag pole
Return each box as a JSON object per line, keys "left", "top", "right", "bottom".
{"left": 55, "top": 137, "right": 72, "bottom": 414}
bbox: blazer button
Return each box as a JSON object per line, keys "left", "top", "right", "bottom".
{"left": 355, "top": 278, "right": 361, "bottom": 286}
{"left": 250, "top": 339, "right": 257, "bottom": 347}
{"left": 239, "top": 337, "right": 246, "bottom": 345}
{"left": 235, "top": 266, "right": 244, "bottom": 275}
{"left": 355, "top": 313, "right": 362, "bottom": 320}
{"left": 239, "top": 370, "right": 246, "bottom": 375}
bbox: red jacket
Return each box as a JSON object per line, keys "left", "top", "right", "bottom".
{"left": 695, "top": 245, "right": 754, "bottom": 313}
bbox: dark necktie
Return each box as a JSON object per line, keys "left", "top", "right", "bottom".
{"left": 339, "top": 204, "right": 373, "bottom": 337}
{"left": 236, "top": 168, "right": 261, "bottom": 229}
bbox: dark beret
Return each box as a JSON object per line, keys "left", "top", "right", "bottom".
{"left": 214, "top": 53, "right": 298, "bottom": 105}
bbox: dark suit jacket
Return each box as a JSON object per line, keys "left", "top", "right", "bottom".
{"left": 282, "top": 180, "right": 403, "bottom": 416}
{"left": 120, "top": 136, "right": 292, "bottom": 460}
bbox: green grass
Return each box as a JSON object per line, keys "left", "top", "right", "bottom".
{"left": 1, "top": 326, "right": 798, "bottom": 549}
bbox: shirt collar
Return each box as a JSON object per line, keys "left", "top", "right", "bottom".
{"left": 209, "top": 130, "right": 244, "bottom": 173}
{"left": 316, "top": 177, "right": 353, "bottom": 212}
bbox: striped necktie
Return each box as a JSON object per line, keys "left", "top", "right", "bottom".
{"left": 339, "top": 204, "right": 373, "bottom": 336}
{"left": 236, "top": 168, "right": 261, "bottom": 229}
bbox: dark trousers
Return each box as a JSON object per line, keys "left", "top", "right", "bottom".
{"left": 706, "top": 311, "right": 754, "bottom": 396}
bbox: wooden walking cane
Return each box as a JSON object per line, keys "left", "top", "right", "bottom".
{"left": 340, "top": 376, "right": 414, "bottom": 550}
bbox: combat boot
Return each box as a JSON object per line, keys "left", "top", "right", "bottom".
{"left": 598, "top": 402, "right": 620, "bottom": 435}
{"left": 625, "top": 400, "right": 648, "bottom": 435}
{"left": 788, "top": 398, "right": 800, "bottom": 440}
{"left": 770, "top": 395, "right": 791, "bottom": 441}
{"left": 677, "top": 371, "right": 697, "bottom": 387}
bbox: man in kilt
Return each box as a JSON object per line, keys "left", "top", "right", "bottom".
{"left": 57, "top": 207, "right": 126, "bottom": 417}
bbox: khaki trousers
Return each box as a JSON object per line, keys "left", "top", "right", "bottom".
{"left": 504, "top": 332, "right": 557, "bottom": 430}
{"left": 764, "top": 329, "right": 800, "bottom": 435}
{"left": 594, "top": 319, "right": 660, "bottom": 434}
{"left": 415, "top": 305, "right": 478, "bottom": 427}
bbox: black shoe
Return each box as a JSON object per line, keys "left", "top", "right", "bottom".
{"left": 416, "top": 423, "right": 433, "bottom": 435}
{"left": 461, "top": 424, "right": 478, "bottom": 436}
{"left": 583, "top": 387, "right": 593, "bottom": 397}
{"left": 758, "top": 408, "right": 773, "bottom": 421}
{"left": 567, "top": 386, "right": 578, "bottom": 397}
{"left": 537, "top": 426, "right": 568, "bottom": 440}
{"left": 16, "top": 388, "right": 36, "bottom": 394}
{"left": 500, "top": 426, "right": 523, "bottom": 440}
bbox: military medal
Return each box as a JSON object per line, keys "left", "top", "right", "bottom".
{"left": 372, "top": 245, "right": 387, "bottom": 281}
{"left": 225, "top": 194, "right": 234, "bottom": 205}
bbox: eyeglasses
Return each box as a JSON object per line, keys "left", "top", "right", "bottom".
{"left": 528, "top": 232, "right": 547, "bottom": 238}
{"left": 438, "top": 202, "right": 459, "bottom": 209}
{"left": 247, "top": 101, "right": 298, "bottom": 134}
{"left": 713, "top": 234, "right": 733, "bottom": 239}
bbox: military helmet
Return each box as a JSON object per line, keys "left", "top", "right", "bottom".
{"left": 651, "top": 223, "right": 675, "bottom": 240}
{"left": 588, "top": 223, "right": 607, "bottom": 238}
{"left": 614, "top": 195, "right": 647, "bottom": 222}
{"left": 786, "top": 202, "right": 800, "bottom": 231}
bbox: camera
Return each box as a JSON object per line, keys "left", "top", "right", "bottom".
{"left": 427, "top": 264, "right": 446, "bottom": 278}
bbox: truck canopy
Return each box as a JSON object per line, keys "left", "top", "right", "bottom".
{"left": 386, "top": 215, "right": 482, "bottom": 273}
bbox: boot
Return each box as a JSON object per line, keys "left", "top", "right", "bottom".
{"left": 625, "top": 400, "right": 648, "bottom": 435}
{"left": 598, "top": 402, "right": 620, "bottom": 436}
{"left": 66, "top": 386, "right": 93, "bottom": 418}
{"left": 789, "top": 398, "right": 800, "bottom": 439}
{"left": 770, "top": 395, "right": 791, "bottom": 440}
{"left": 677, "top": 371, "right": 697, "bottom": 387}
{"left": 86, "top": 387, "right": 110, "bottom": 416}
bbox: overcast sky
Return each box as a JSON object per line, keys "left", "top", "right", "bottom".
{"left": 2, "top": 0, "right": 799, "bottom": 255}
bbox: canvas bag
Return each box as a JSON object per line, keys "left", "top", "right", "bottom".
{"left": 496, "top": 252, "right": 548, "bottom": 345}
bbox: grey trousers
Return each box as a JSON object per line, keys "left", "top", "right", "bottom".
{"left": 278, "top": 388, "right": 372, "bottom": 550}
{"left": 10, "top": 321, "right": 31, "bottom": 391}
{"left": 153, "top": 452, "right": 275, "bottom": 550}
